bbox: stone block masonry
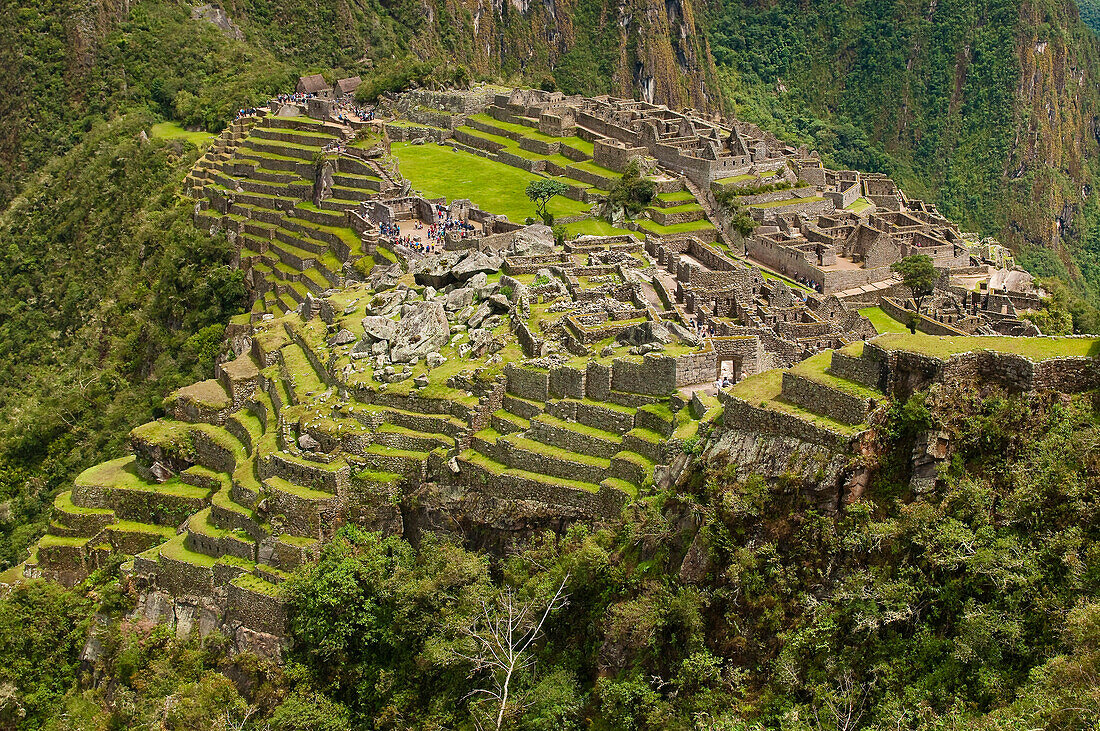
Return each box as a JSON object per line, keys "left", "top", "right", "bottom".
{"left": 780, "top": 373, "right": 873, "bottom": 425}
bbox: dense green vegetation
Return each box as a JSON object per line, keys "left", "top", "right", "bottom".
{"left": 0, "top": 114, "right": 245, "bottom": 568}
{"left": 6, "top": 385, "right": 1100, "bottom": 727}
{"left": 706, "top": 0, "right": 1100, "bottom": 306}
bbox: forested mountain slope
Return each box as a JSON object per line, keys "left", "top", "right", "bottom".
{"left": 707, "top": 0, "right": 1100, "bottom": 299}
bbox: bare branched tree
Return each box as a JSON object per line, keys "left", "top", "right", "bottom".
{"left": 457, "top": 574, "right": 570, "bottom": 731}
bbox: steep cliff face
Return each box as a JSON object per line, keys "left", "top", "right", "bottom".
{"left": 1008, "top": 0, "right": 1100, "bottom": 282}
{"left": 219, "top": 0, "right": 719, "bottom": 109}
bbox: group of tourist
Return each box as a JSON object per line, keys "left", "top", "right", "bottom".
{"left": 274, "top": 92, "right": 316, "bottom": 105}
{"left": 792, "top": 275, "right": 823, "bottom": 293}
{"left": 378, "top": 222, "right": 437, "bottom": 254}
{"left": 334, "top": 99, "right": 374, "bottom": 123}
{"left": 235, "top": 107, "right": 262, "bottom": 120}
{"left": 690, "top": 318, "right": 715, "bottom": 339}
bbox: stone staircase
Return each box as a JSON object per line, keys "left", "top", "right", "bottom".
{"left": 184, "top": 114, "right": 264, "bottom": 198}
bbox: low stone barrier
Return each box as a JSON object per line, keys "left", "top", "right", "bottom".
{"left": 780, "top": 373, "right": 873, "bottom": 426}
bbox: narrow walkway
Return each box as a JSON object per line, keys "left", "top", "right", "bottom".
{"left": 682, "top": 176, "right": 730, "bottom": 249}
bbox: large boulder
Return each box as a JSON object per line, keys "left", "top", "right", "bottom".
{"left": 361, "top": 316, "right": 398, "bottom": 342}
{"left": 508, "top": 224, "right": 555, "bottom": 256}
{"left": 445, "top": 286, "right": 475, "bottom": 312}
{"left": 452, "top": 251, "right": 503, "bottom": 282}
{"left": 390, "top": 301, "right": 450, "bottom": 363}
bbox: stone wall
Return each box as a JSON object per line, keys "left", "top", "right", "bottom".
{"left": 674, "top": 349, "right": 717, "bottom": 386}
{"left": 505, "top": 364, "right": 550, "bottom": 401}
{"left": 549, "top": 364, "right": 587, "bottom": 399}
{"left": 780, "top": 373, "right": 872, "bottom": 425}
{"left": 719, "top": 393, "right": 852, "bottom": 451}
{"left": 226, "top": 582, "right": 288, "bottom": 636}
{"left": 828, "top": 350, "right": 884, "bottom": 390}
{"left": 457, "top": 457, "right": 626, "bottom": 521}
{"left": 880, "top": 297, "right": 967, "bottom": 336}
{"left": 594, "top": 138, "right": 649, "bottom": 172}
{"left": 610, "top": 355, "right": 677, "bottom": 396}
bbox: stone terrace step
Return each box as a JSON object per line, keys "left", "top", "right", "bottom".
{"left": 185, "top": 507, "right": 258, "bottom": 562}
{"left": 498, "top": 434, "right": 611, "bottom": 485}
{"left": 373, "top": 423, "right": 454, "bottom": 452}
{"left": 262, "top": 476, "right": 338, "bottom": 539}
{"left": 490, "top": 409, "right": 529, "bottom": 435}
{"left": 71, "top": 456, "right": 212, "bottom": 525}
{"left": 527, "top": 413, "right": 622, "bottom": 460}
{"left": 457, "top": 450, "right": 602, "bottom": 495}
{"left": 362, "top": 444, "right": 431, "bottom": 475}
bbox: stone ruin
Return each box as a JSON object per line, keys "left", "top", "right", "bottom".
{"left": 8, "top": 85, "right": 1086, "bottom": 656}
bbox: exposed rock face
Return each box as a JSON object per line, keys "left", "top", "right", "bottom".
{"left": 390, "top": 300, "right": 450, "bottom": 363}
{"left": 701, "top": 429, "right": 856, "bottom": 513}
{"left": 509, "top": 224, "right": 556, "bottom": 256}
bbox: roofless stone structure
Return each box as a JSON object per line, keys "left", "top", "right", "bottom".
{"left": 8, "top": 87, "right": 1075, "bottom": 654}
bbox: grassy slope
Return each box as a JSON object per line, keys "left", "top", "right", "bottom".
{"left": 391, "top": 141, "right": 592, "bottom": 222}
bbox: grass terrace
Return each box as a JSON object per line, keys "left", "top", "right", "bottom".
{"left": 390, "top": 141, "right": 592, "bottom": 223}
{"left": 638, "top": 218, "right": 716, "bottom": 236}
{"left": 872, "top": 333, "right": 1100, "bottom": 360}
{"left": 846, "top": 197, "right": 873, "bottom": 213}
{"left": 794, "top": 351, "right": 881, "bottom": 399}
{"left": 151, "top": 122, "right": 215, "bottom": 147}
{"left": 728, "top": 369, "right": 865, "bottom": 435}
{"left": 747, "top": 196, "right": 827, "bottom": 209}
{"left": 560, "top": 219, "right": 637, "bottom": 238}
{"left": 859, "top": 306, "right": 910, "bottom": 334}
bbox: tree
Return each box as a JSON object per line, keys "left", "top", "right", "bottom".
{"left": 525, "top": 180, "right": 569, "bottom": 224}
{"left": 600, "top": 159, "right": 656, "bottom": 221}
{"left": 457, "top": 575, "right": 570, "bottom": 730}
{"left": 891, "top": 254, "right": 936, "bottom": 312}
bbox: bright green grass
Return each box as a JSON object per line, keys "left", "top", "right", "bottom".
{"left": 460, "top": 450, "right": 601, "bottom": 493}
{"left": 74, "top": 456, "right": 210, "bottom": 499}
{"left": 233, "top": 573, "right": 281, "bottom": 597}
{"left": 150, "top": 122, "right": 215, "bottom": 147}
{"left": 264, "top": 476, "right": 334, "bottom": 501}
{"left": 281, "top": 343, "right": 326, "bottom": 398}
{"left": 467, "top": 114, "right": 562, "bottom": 142}
{"left": 391, "top": 141, "right": 591, "bottom": 223}
{"left": 252, "top": 125, "right": 340, "bottom": 141}
{"left": 650, "top": 202, "right": 704, "bottom": 214}
{"left": 503, "top": 435, "right": 611, "bottom": 468}
{"left": 54, "top": 490, "right": 113, "bottom": 516}
{"left": 109, "top": 520, "right": 176, "bottom": 538}
{"left": 567, "top": 160, "right": 622, "bottom": 179}
{"left": 793, "top": 351, "right": 882, "bottom": 399}
{"left": 729, "top": 369, "right": 864, "bottom": 435}
{"left": 713, "top": 169, "right": 782, "bottom": 187}
{"left": 657, "top": 191, "right": 696, "bottom": 203}
{"left": 561, "top": 218, "right": 636, "bottom": 238}
{"left": 846, "top": 197, "right": 873, "bottom": 213}
{"left": 156, "top": 534, "right": 217, "bottom": 567}
{"left": 637, "top": 218, "right": 716, "bottom": 235}
{"left": 873, "top": 333, "right": 1100, "bottom": 360}
{"left": 39, "top": 535, "right": 90, "bottom": 548}
{"left": 860, "top": 306, "right": 910, "bottom": 334}
{"left": 532, "top": 413, "right": 620, "bottom": 443}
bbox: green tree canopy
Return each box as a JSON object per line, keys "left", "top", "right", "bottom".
{"left": 891, "top": 253, "right": 936, "bottom": 303}
{"left": 525, "top": 179, "right": 570, "bottom": 223}
{"left": 601, "top": 159, "right": 656, "bottom": 221}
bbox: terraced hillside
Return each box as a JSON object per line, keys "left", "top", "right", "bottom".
{"left": 388, "top": 108, "right": 718, "bottom": 242}
{"left": 189, "top": 112, "right": 401, "bottom": 318}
